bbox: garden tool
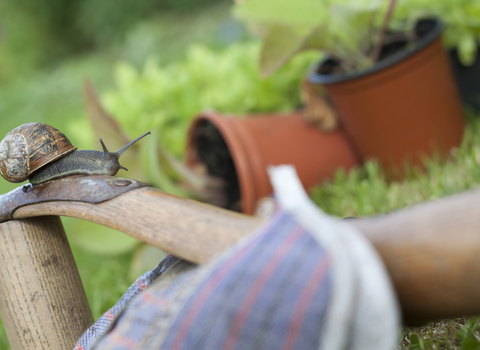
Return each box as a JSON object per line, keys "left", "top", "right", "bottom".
{"left": 0, "top": 170, "right": 479, "bottom": 349}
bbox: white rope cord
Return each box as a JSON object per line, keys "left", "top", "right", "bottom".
{"left": 269, "top": 165, "right": 400, "bottom": 350}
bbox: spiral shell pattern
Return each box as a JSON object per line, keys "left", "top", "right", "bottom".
{"left": 0, "top": 123, "right": 77, "bottom": 182}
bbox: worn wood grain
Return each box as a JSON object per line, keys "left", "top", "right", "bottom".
{"left": 12, "top": 186, "right": 480, "bottom": 325}
{"left": 14, "top": 187, "right": 264, "bottom": 264}
{"left": 350, "top": 189, "right": 480, "bottom": 325}
{"left": 0, "top": 216, "right": 93, "bottom": 350}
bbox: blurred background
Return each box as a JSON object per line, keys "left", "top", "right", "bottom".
{"left": 0, "top": 1, "right": 314, "bottom": 347}
{"left": 2, "top": 0, "right": 480, "bottom": 348}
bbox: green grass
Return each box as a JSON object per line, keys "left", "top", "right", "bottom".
{"left": 398, "top": 318, "right": 480, "bottom": 350}
{"left": 310, "top": 115, "right": 480, "bottom": 217}
{"left": 1, "top": 79, "right": 480, "bottom": 350}
{"left": 309, "top": 114, "right": 480, "bottom": 349}
{"left": 0, "top": 5, "right": 239, "bottom": 349}
{"left": 0, "top": 3, "right": 480, "bottom": 349}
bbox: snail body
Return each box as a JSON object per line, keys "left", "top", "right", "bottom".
{"left": 29, "top": 149, "right": 127, "bottom": 185}
{"left": 0, "top": 123, "right": 150, "bottom": 185}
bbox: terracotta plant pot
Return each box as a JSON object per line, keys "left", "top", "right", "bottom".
{"left": 186, "top": 110, "right": 359, "bottom": 215}
{"left": 309, "top": 19, "right": 466, "bottom": 175}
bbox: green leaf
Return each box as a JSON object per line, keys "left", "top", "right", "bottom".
{"left": 327, "top": 3, "right": 380, "bottom": 65}
{"left": 141, "top": 129, "right": 191, "bottom": 197}
{"left": 409, "top": 333, "right": 420, "bottom": 346}
{"left": 259, "top": 24, "right": 313, "bottom": 77}
{"left": 458, "top": 31, "right": 477, "bottom": 66}
{"left": 102, "top": 41, "right": 314, "bottom": 161}
{"left": 465, "top": 2, "right": 480, "bottom": 23}
{"left": 67, "top": 219, "right": 141, "bottom": 256}
{"left": 233, "top": 0, "right": 326, "bottom": 28}
{"left": 458, "top": 319, "right": 480, "bottom": 350}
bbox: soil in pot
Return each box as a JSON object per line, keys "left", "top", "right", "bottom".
{"left": 192, "top": 119, "right": 241, "bottom": 211}
{"left": 187, "top": 111, "right": 359, "bottom": 215}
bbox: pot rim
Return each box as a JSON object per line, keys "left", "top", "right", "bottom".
{"left": 186, "top": 110, "right": 257, "bottom": 215}
{"left": 308, "top": 18, "right": 444, "bottom": 85}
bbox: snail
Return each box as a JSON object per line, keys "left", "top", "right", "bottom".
{"left": 0, "top": 123, "right": 150, "bottom": 185}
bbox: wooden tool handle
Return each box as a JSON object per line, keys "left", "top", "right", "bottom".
{"left": 0, "top": 216, "right": 93, "bottom": 350}
{"left": 11, "top": 185, "right": 480, "bottom": 325}
{"left": 351, "top": 189, "right": 480, "bottom": 325}
{"left": 13, "top": 187, "right": 264, "bottom": 264}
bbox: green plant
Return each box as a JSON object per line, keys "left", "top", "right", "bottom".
{"left": 309, "top": 116, "right": 480, "bottom": 350}
{"left": 90, "top": 41, "right": 317, "bottom": 205}
{"left": 0, "top": 0, "right": 231, "bottom": 79}
{"left": 233, "top": 0, "right": 409, "bottom": 77}
{"left": 101, "top": 41, "right": 317, "bottom": 157}
{"left": 394, "top": 0, "right": 480, "bottom": 66}
{"left": 61, "top": 41, "right": 316, "bottom": 259}
{"left": 398, "top": 317, "right": 480, "bottom": 349}
{"left": 310, "top": 115, "right": 480, "bottom": 217}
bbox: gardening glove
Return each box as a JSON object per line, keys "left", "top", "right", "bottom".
{"left": 76, "top": 165, "right": 400, "bottom": 350}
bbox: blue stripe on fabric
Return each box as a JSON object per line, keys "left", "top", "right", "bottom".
{"left": 241, "top": 230, "right": 330, "bottom": 350}
{"left": 160, "top": 210, "right": 297, "bottom": 349}
{"left": 161, "top": 210, "right": 332, "bottom": 350}
{"left": 291, "top": 266, "right": 331, "bottom": 350}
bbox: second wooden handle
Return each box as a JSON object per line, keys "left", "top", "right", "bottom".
{"left": 352, "top": 189, "right": 480, "bottom": 325}
{"left": 0, "top": 216, "right": 93, "bottom": 350}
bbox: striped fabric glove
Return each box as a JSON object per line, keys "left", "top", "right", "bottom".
{"left": 75, "top": 165, "right": 399, "bottom": 350}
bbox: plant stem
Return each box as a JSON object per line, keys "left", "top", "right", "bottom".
{"left": 371, "top": 0, "right": 398, "bottom": 63}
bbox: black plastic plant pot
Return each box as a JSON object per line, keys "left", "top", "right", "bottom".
{"left": 449, "top": 46, "right": 480, "bottom": 112}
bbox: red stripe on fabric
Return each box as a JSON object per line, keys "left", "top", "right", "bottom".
{"left": 141, "top": 290, "right": 167, "bottom": 306}
{"left": 281, "top": 255, "right": 331, "bottom": 350}
{"left": 73, "top": 343, "right": 84, "bottom": 350}
{"left": 136, "top": 279, "right": 147, "bottom": 291}
{"left": 105, "top": 310, "right": 115, "bottom": 322}
{"left": 169, "top": 228, "right": 267, "bottom": 350}
{"left": 222, "top": 226, "right": 304, "bottom": 350}
{"left": 110, "top": 332, "right": 138, "bottom": 348}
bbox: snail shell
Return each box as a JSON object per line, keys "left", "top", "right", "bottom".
{"left": 0, "top": 123, "right": 77, "bottom": 183}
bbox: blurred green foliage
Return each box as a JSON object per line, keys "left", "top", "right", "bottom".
{"left": 234, "top": 0, "right": 480, "bottom": 76}
{"left": 0, "top": 3, "right": 259, "bottom": 347}
{"left": 0, "top": 0, "right": 230, "bottom": 79}
{"left": 394, "top": 0, "right": 480, "bottom": 66}
{"left": 310, "top": 114, "right": 480, "bottom": 217}
{"left": 234, "top": 0, "right": 388, "bottom": 76}
{"left": 76, "top": 0, "right": 227, "bottom": 48}
{"left": 0, "top": 1, "right": 479, "bottom": 349}
{"left": 102, "top": 41, "right": 318, "bottom": 156}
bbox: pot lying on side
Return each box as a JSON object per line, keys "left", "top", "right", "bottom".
{"left": 309, "top": 18, "right": 466, "bottom": 176}
{"left": 186, "top": 110, "right": 359, "bottom": 215}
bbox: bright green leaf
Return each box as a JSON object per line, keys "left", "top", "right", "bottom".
{"left": 259, "top": 24, "right": 312, "bottom": 77}
{"left": 234, "top": 0, "right": 326, "bottom": 28}
{"left": 67, "top": 219, "right": 141, "bottom": 256}
{"left": 465, "top": 2, "right": 480, "bottom": 22}
{"left": 114, "top": 61, "right": 139, "bottom": 90}
{"left": 459, "top": 31, "right": 477, "bottom": 66}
